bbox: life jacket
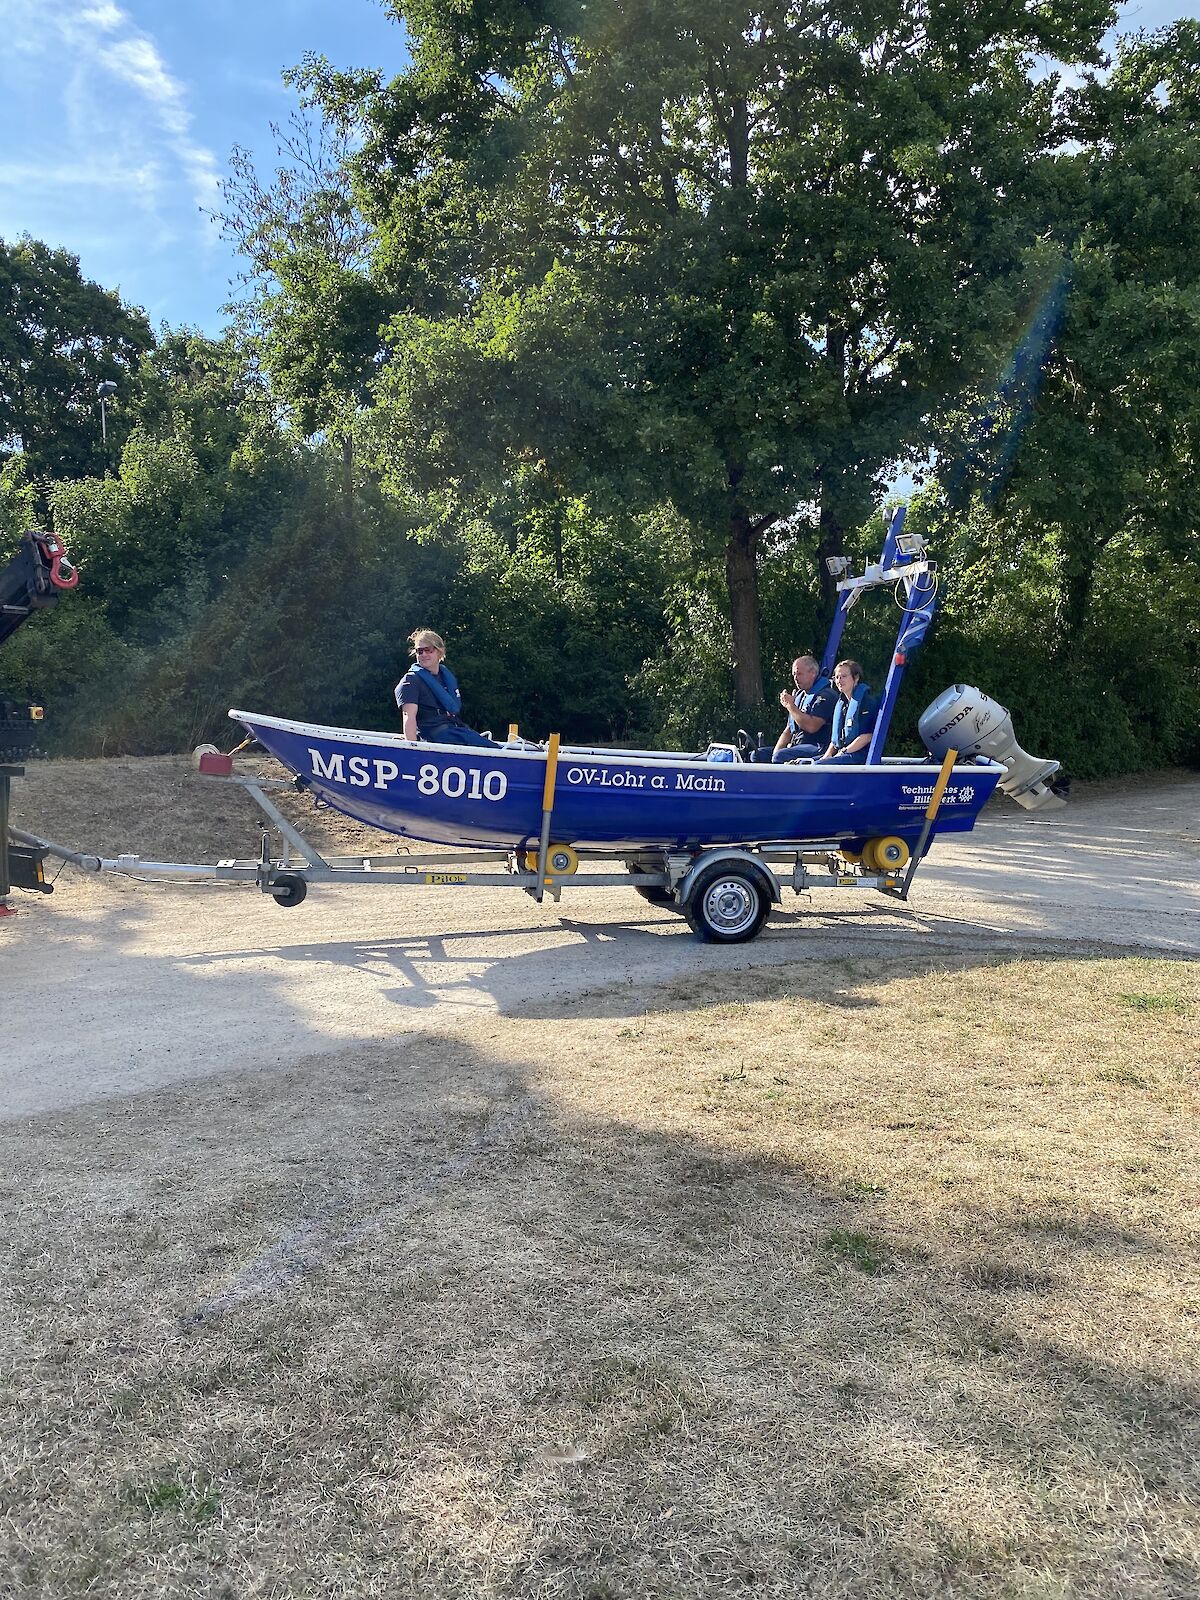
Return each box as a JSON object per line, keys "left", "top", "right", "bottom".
{"left": 831, "top": 682, "right": 871, "bottom": 750}
{"left": 413, "top": 664, "right": 463, "bottom": 720}
{"left": 789, "top": 676, "right": 832, "bottom": 741}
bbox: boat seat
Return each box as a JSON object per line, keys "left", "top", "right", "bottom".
{"left": 704, "top": 742, "right": 742, "bottom": 763}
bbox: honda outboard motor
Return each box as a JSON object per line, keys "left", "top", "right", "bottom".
{"left": 918, "top": 686, "right": 1066, "bottom": 813}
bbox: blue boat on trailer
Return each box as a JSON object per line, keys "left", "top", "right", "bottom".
{"left": 219, "top": 506, "right": 1063, "bottom": 942}
{"left": 225, "top": 713, "right": 1003, "bottom": 858}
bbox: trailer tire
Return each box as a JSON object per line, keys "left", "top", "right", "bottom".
{"left": 683, "top": 862, "right": 771, "bottom": 944}
{"left": 270, "top": 871, "right": 308, "bottom": 908}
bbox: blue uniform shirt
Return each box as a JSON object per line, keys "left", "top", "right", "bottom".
{"left": 395, "top": 668, "right": 458, "bottom": 738}
{"left": 787, "top": 677, "right": 839, "bottom": 746}
{"left": 831, "top": 685, "right": 879, "bottom": 750}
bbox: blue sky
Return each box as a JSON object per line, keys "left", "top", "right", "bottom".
{"left": 0, "top": 0, "right": 408, "bottom": 332}
{"left": 0, "top": 0, "right": 1195, "bottom": 337}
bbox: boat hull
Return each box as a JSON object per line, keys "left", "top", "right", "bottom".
{"left": 230, "top": 711, "right": 1003, "bottom": 852}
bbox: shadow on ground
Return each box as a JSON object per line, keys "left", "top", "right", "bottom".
{"left": 2, "top": 994, "right": 1197, "bottom": 1599}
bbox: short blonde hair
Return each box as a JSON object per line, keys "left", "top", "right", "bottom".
{"left": 834, "top": 658, "right": 864, "bottom": 682}
{"left": 409, "top": 628, "right": 444, "bottom": 654}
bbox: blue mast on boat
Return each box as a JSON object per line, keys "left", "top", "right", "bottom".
{"left": 817, "top": 503, "right": 939, "bottom": 764}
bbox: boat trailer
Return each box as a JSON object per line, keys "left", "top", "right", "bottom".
{"left": 11, "top": 746, "right": 966, "bottom": 944}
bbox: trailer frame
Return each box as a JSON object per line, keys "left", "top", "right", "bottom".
{"left": 12, "top": 755, "right": 960, "bottom": 943}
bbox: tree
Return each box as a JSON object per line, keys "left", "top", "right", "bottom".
{"left": 216, "top": 96, "right": 391, "bottom": 511}
{"left": 913, "top": 20, "right": 1200, "bottom": 776}
{"left": 992, "top": 21, "right": 1200, "bottom": 654}
{"left": 304, "top": 0, "right": 1113, "bottom": 707}
{"left": 0, "top": 236, "right": 153, "bottom": 484}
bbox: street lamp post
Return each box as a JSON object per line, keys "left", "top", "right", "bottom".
{"left": 97, "top": 380, "right": 117, "bottom": 445}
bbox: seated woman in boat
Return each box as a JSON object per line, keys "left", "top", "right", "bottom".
{"left": 394, "top": 629, "right": 497, "bottom": 747}
{"left": 817, "top": 659, "right": 879, "bottom": 764}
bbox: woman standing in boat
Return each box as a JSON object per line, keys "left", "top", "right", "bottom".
{"left": 395, "top": 629, "right": 497, "bottom": 747}
{"left": 817, "top": 659, "right": 879, "bottom": 764}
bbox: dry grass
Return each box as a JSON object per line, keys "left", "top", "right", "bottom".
{"left": 10, "top": 754, "right": 407, "bottom": 861}
{"left": 3, "top": 950, "right": 1198, "bottom": 1599}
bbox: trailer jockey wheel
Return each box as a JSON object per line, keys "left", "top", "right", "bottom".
{"left": 683, "top": 862, "right": 771, "bottom": 944}
{"left": 547, "top": 844, "right": 579, "bottom": 876}
{"left": 865, "top": 836, "right": 911, "bottom": 871}
{"left": 270, "top": 871, "right": 308, "bottom": 907}
{"left": 523, "top": 843, "right": 578, "bottom": 876}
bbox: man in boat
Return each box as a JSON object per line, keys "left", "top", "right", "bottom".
{"left": 751, "top": 654, "right": 839, "bottom": 763}
{"left": 817, "top": 659, "right": 879, "bottom": 763}
{"left": 395, "top": 629, "right": 497, "bottom": 747}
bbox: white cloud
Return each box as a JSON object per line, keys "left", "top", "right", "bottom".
{"left": 79, "top": 2, "right": 124, "bottom": 30}
{"left": 101, "top": 37, "right": 192, "bottom": 134}
{"left": 0, "top": 158, "right": 160, "bottom": 192}
{"left": 0, "top": 0, "right": 219, "bottom": 215}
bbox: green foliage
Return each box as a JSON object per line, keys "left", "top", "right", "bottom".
{"left": 0, "top": 458, "right": 37, "bottom": 550}
{"left": 823, "top": 1229, "right": 890, "bottom": 1275}
{"left": 125, "top": 1471, "right": 220, "bottom": 1526}
{"left": 217, "top": 110, "right": 386, "bottom": 444}
{"left": 50, "top": 434, "right": 203, "bottom": 639}
{"left": 315, "top": 0, "right": 1114, "bottom": 703}
{"left": 0, "top": 597, "right": 135, "bottom": 712}
{"left": 631, "top": 566, "right": 744, "bottom": 749}
{"left": 889, "top": 488, "right": 1200, "bottom": 779}
{"left": 1117, "top": 992, "right": 1189, "bottom": 1015}
{"left": 406, "top": 495, "right": 673, "bottom": 742}
{"left": 898, "top": 23, "right": 1200, "bottom": 783}
{"left": 0, "top": 236, "right": 153, "bottom": 486}
{"left": 37, "top": 454, "right": 392, "bottom": 753}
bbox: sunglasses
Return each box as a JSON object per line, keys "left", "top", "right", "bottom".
{"left": 414, "top": 645, "right": 440, "bottom": 655}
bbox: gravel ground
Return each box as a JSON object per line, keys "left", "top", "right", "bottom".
{"left": 4, "top": 762, "right": 1197, "bottom": 1120}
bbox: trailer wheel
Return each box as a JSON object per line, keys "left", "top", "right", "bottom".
{"left": 683, "top": 862, "right": 771, "bottom": 944}
{"left": 270, "top": 871, "right": 308, "bottom": 908}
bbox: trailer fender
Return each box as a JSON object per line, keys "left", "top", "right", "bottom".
{"left": 677, "top": 848, "right": 781, "bottom": 907}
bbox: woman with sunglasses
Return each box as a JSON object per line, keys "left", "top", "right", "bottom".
{"left": 394, "top": 629, "right": 497, "bottom": 747}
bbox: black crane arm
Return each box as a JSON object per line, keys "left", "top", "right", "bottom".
{"left": 0, "top": 529, "right": 78, "bottom": 648}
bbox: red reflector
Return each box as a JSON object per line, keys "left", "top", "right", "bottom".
{"left": 198, "top": 752, "right": 234, "bottom": 776}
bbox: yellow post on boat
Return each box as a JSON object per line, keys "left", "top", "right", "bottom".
{"left": 888, "top": 746, "right": 959, "bottom": 901}
{"left": 534, "top": 733, "right": 561, "bottom": 902}
{"left": 925, "top": 747, "right": 959, "bottom": 819}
